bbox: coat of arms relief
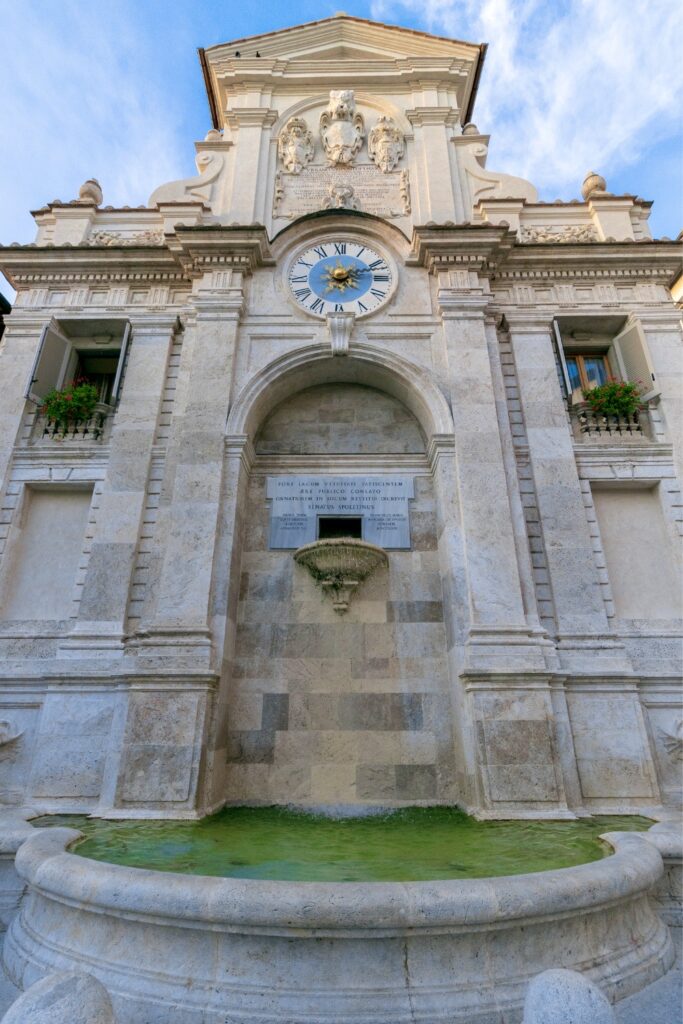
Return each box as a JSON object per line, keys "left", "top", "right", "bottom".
{"left": 273, "top": 90, "right": 409, "bottom": 220}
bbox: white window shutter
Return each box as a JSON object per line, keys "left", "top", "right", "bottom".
{"left": 25, "top": 320, "right": 73, "bottom": 404}
{"left": 609, "top": 320, "right": 659, "bottom": 401}
{"left": 551, "top": 319, "right": 572, "bottom": 399}
{"left": 111, "top": 321, "right": 131, "bottom": 404}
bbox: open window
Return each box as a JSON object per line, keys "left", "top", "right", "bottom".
{"left": 26, "top": 318, "right": 131, "bottom": 407}
{"left": 552, "top": 315, "right": 659, "bottom": 405}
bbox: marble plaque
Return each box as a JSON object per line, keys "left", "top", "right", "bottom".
{"left": 273, "top": 164, "right": 409, "bottom": 220}
{"left": 267, "top": 476, "right": 414, "bottom": 549}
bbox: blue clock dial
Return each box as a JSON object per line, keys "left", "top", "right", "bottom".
{"left": 288, "top": 241, "right": 393, "bottom": 318}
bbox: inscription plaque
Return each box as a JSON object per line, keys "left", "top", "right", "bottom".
{"left": 273, "top": 165, "right": 409, "bottom": 220}
{"left": 267, "top": 476, "right": 414, "bottom": 549}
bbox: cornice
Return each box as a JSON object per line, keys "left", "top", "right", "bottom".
{"left": 405, "top": 106, "right": 461, "bottom": 127}
{"left": 224, "top": 108, "right": 278, "bottom": 129}
{"left": 0, "top": 226, "right": 275, "bottom": 290}
{"left": 0, "top": 244, "right": 182, "bottom": 290}
{"left": 168, "top": 225, "right": 275, "bottom": 278}
{"left": 407, "top": 223, "right": 514, "bottom": 274}
{"left": 497, "top": 240, "right": 683, "bottom": 286}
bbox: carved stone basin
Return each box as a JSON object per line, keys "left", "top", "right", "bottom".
{"left": 293, "top": 537, "right": 388, "bottom": 613}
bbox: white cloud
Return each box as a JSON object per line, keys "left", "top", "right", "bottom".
{"left": 371, "top": 0, "right": 683, "bottom": 198}
{"left": 0, "top": 1, "right": 191, "bottom": 247}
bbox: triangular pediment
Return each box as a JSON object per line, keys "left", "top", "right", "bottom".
{"left": 201, "top": 15, "right": 485, "bottom": 130}
{"left": 203, "top": 15, "right": 482, "bottom": 66}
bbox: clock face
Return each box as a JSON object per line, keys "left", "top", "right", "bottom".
{"left": 287, "top": 240, "right": 393, "bottom": 318}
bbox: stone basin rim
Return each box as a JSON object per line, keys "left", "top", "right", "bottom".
{"left": 14, "top": 827, "right": 664, "bottom": 935}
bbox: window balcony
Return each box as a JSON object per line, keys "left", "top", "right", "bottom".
{"left": 569, "top": 401, "right": 656, "bottom": 443}
{"left": 30, "top": 402, "right": 111, "bottom": 443}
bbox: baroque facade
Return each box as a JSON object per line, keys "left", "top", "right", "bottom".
{"left": 0, "top": 14, "right": 681, "bottom": 821}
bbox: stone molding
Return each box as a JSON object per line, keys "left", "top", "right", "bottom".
{"left": 225, "top": 341, "right": 454, "bottom": 440}
{"left": 408, "top": 223, "right": 513, "bottom": 275}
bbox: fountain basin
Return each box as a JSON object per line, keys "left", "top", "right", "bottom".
{"left": 294, "top": 537, "right": 388, "bottom": 612}
{"left": 3, "top": 827, "right": 673, "bottom": 1024}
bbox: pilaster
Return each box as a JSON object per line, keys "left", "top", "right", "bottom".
{"left": 412, "top": 226, "right": 547, "bottom": 673}
{"left": 405, "top": 107, "right": 463, "bottom": 223}
{"left": 505, "top": 312, "right": 632, "bottom": 674}
{"left": 60, "top": 314, "right": 180, "bottom": 656}
{"left": 224, "top": 108, "right": 278, "bottom": 223}
{"left": 134, "top": 227, "right": 273, "bottom": 665}
{"left": 0, "top": 315, "right": 47, "bottom": 496}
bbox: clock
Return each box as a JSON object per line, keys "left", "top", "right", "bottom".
{"left": 287, "top": 239, "right": 394, "bottom": 318}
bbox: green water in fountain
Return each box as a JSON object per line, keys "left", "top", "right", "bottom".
{"left": 34, "top": 807, "right": 652, "bottom": 882}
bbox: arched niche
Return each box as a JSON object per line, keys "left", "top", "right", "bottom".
{"left": 213, "top": 343, "right": 459, "bottom": 812}
{"left": 255, "top": 382, "right": 426, "bottom": 456}
{"left": 226, "top": 343, "right": 453, "bottom": 445}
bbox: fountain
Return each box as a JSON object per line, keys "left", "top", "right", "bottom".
{"left": 294, "top": 537, "right": 388, "bottom": 613}
{"left": 2, "top": 808, "right": 675, "bottom": 1024}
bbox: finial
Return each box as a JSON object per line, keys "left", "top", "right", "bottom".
{"left": 78, "top": 178, "right": 103, "bottom": 205}
{"left": 581, "top": 170, "right": 607, "bottom": 200}
{"left": 462, "top": 122, "right": 479, "bottom": 135}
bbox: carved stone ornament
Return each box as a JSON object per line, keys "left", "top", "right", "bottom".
{"left": 294, "top": 538, "right": 388, "bottom": 614}
{"left": 368, "top": 116, "right": 405, "bottom": 173}
{"left": 520, "top": 224, "right": 598, "bottom": 243}
{"left": 87, "top": 230, "right": 164, "bottom": 247}
{"left": 78, "top": 178, "right": 103, "bottom": 205}
{"left": 320, "top": 90, "right": 365, "bottom": 167}
{"left": 322, "top": 184, "right": 359, "bottom": 211}
{"left": 582, "top": 170, "right": 607, "bottom": 200}
{"left": 326, "top": 311, "right": 355, "bottom": 356}
{"left": 399, "top": 170, "right": 411, "bottom": 214}
{"left": 278, "top": 117, "right": 315, "bottom": 174}
{"left": 148, "top": 148, "right": 224, "bottom": 206}
{"left": 659, "top": 720, "right": 683, "bottom": 762}
{"left": 0, "top": 719, "right": 23, "bottom": 748}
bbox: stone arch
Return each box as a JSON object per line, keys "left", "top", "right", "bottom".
{"left": 271, "top": 208, "right": 411, "bottom": 248}
{"left": 225, "top": 343, "right": 454, "bottom": 445}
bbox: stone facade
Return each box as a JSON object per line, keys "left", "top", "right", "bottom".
{"left": 0, "top": 14, "right": 681, "bottom": 819}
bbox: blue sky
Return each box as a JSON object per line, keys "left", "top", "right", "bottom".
{"left": 1, "top": 0, "right": 681, "bottom": 299}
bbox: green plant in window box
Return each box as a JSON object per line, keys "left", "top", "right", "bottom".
{"left": 40, "top": 378, "right": 100, "bottom": 432}
{"left": 581, "top": 379, "right": 643, "bottom": 418}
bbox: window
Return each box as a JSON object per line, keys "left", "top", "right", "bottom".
{"left": 565, "top": 353, "right": 610, "bottom": 405}
{"left": 318, "top": 516, "right": 363, "bottom": 540}
{"left": 552, "top": 316, "right": 658, "bottom": 405}
{"left": 26, "top": 318, "right": 130, "bottom": 408}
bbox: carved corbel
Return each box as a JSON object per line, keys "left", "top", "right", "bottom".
{"left": 326, "top": 312, "right": 355, "bottom": 356}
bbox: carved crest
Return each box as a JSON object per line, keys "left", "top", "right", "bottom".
{"left": 368, "top": 116, "right": 405, "bottom": 173}
{"left": 277, "top": 117, "right": 314, "bottom": 174}
{"left": 322, "top": 184, "right": 359, "bottom": 211}
{"left": 320, "top": 91, "right": 364, "bottom": 167}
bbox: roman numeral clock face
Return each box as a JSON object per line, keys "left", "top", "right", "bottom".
{"left": 287, "top": 240, "right": 394, "bottom": 318}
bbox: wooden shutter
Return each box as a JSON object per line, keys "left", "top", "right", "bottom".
{"left": 609, "top": 320, "right": 659, "bottom": 401}
{"left": 25, "top": 320, "right": 72, "bottom": 403}
{"left": 551, "top": 319, "right": 572, "bottom": 400}
{"left": 111, "top": 321, "right": 131, "bottom": 404}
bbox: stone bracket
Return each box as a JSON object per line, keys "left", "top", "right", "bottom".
{"left": 326, "top": 311, "right": 355, "bottom": 356}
